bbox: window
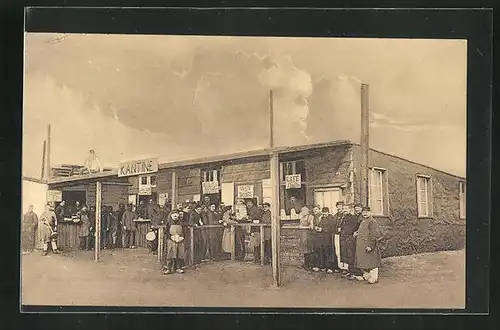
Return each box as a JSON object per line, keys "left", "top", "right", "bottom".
{"left": 369, "top": 168, "right": 386, "bottom": 216}
{"left": 280, "top": 160, "right": 306, "bottom": 182}
{"left": 150, "top": 175, "right": 157, "bottom": 187}
{"left": 416, "top": 175, "right": 432, "bottom": 217}
{"left": 202, "top": 169, "right": 220, "bottom": 182}
{"left": 140, "top": 176, "right": 148, "bottom": 185}
{"left": 140, "top": 175, "right": 157, "bottom": 187}
{"left": 459, "top": 181, "right": 466, "bottom": 219}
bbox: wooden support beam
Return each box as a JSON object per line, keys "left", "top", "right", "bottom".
{"left": 95, "top": 181, "right": 102, "bottom": 262}
{"left": 270, "top": 152, "right": 281, "bottom": 286}
{"left": 360, "top": 83, "right": 370, "bottom": 206}
{"left": 172, "top": 171, "right": 178, "bottom": 207}
{"left": 260, "top": 225, "right": 265, "bottom": 266}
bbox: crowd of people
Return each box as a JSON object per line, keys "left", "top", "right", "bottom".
{"left": 298, "top": 202, "right": 384, "bottom": 284}
{"left": 22, "top": 196, "right": 383, "bottom": 284}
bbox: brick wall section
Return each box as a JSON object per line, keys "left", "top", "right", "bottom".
{"left": 351, "top": 144, "right": 466, "bottom": 257}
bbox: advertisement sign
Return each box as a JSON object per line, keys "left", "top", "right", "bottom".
{"left": 202, "top": 181, "right": 219, "bottom": 194}
{"left": 159, "top": 193, "right": 169, "bottom": 206}
{"left": 237, "top": 185, "right": 254, "bottom": 199}
{"left": 193, "top": 194, "right": 201, "bottom": 202}
{"left": 285, "top": 174, "right": 302, "bottom": 189}
{"left": 139, "top": 185, "right": 152, "bottom": 196}
{"left": 128, "top": 194, "right": 137, "bottom": 205}
{"left": 46, "top": 190, "right": 62, "bottom": 202}
{"left": 118, "top": 158, "right": 158, "bottom": 177}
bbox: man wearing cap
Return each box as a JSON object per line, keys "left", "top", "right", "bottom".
{"left": 354, "top": 206, "right": 383, "bottom": 284}
{"left": 340, "top": 203, "right": 363, "bottom": 279}
{"left": 311, "top": 206, "right": 337, "bottom": 273}
{"left": 331, "top": 201, "right": 345, "bottom": 272}
{"left": 122, "top": 203, "right": 138, "bottom": 248}
{"left": 251, "top": 202, "right": 272, "bottom": 265}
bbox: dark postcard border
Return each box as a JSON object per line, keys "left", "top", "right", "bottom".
{"left": 1, "top": 4, "right": 492, "bottom": 328}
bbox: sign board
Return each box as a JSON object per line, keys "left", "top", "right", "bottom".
{"left": 128, "top": 194, "right": 137, "bottom": 205}
{"left": 202, "top": 181, "right": 219, "bottom": 194}
{"left": 46, "top": 190, "right": 62, "bottom": 202}
{"left": 118, "top": 158, "right": 158, "bottom": 177}
{"left": 159, "top": 193, "right": 169, "bottom": 206}
{"left": 285, "top": 174, "right": 302, "bottom": 189}
{"left": 237, "top": 185, "right": 254, "bottom": 199}
{"left": 193, "top": 194, "right": 201, "bottom": 202}
{"left": 139, "top": 185, "right": 152, "bottom": 196}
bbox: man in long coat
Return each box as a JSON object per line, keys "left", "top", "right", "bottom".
{"left": 354, "top": 206, "right": 384, "bottom": 284}
{"left": 122, "top": 203, "right": 138, "bottom": 248}
{"left": 340, "top": 203, "right": 363, "bottom": 279}
{"left": 22, "top": 205, "right": 38, "bottom": 253}
{"left": 330, "top": 201, "right": 345, "bottom": 272}
{"left": 311, "top": 207, "right": 337, "bottom": 273}
{"left": 39, "top": 204, "right": 59, "bottom": 255}
{"left": 190, "top": 204, "right": 208, "bottom": 262}
{"left": 206, "top": 203, "right": 222, "bottom": 261}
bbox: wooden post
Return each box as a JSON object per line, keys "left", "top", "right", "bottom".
{"left": 190, "top": 226, "right": 194, "bottom": 265}
{"left": 230, "top": 225, "right": 235, "bottom": 260}
{"left": 270, "top": 152, "right": 281, "bottom": 286}
{"left": 157, "top": 227, "right": 163, "bottom": 263}
{"left": 40, "top": 141, "right": 46, "bottom": 180}
{"left": 95, "top": 182, "right": 102, "bottom": 262}
{"left": 260, "top": 225, "right": 265, "bottom": 266}
{"left": 360, "top": 83, "right": 370, "bottom": 206}
{"left": 172, "top": 171, "right": 178, "bottom": 207}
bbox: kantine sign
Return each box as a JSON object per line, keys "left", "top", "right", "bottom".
{"left": 118, "top": 158, "right": 158, "bottom": 177}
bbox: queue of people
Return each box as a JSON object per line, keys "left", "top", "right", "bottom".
{"left": 298, "top": 202, "right": 384, "bottom": 284}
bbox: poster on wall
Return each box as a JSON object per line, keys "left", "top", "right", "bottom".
{"left": 128, "top": 194, "right": 137, "bottom": 205}
{"left": 46, "top": 190, "right": 62, "bottom": 202}
{"left": 221, "top": 182, "right": 235, "bottom": 207}
{"left": 262, "top": 179, "right": 272, "bottom": 204}
{"left": 159, "top": 193, "right": 169, "bottom": 206}
{"left": 285, "top": 174, "right": 302, "bottom": 189}
{"left": 193, "top": 194, "right": 201, "bottom": 202}
{"left": 139, "top": 185, "right": 152, "bottom": 196}
{"left": 237, "top": 185, "right": 254, "bottom": 199}
{"left": 202, "top": 181, "right": 219, "bottom": 194}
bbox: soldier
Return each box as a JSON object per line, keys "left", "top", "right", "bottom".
{"left": 354, "top": 206, "right": 384, "bottom": 284}
{"left": 39, "top": 204, "right": 59, "bottom": 255}
{"left": 340, "top": 203, "right": 363, "bottom": 280}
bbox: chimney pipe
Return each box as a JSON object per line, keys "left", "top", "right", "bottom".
{"left": 46, "top": 124, "right": 51, "bottom": 180}
{"left": 360, "top": 84, "right": 370, "bottom": 206}
{"left": 41, "top": 140, "right": 46, "bottom": 180}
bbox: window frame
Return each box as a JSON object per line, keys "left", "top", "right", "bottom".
{"left": 368, "top": 167, "right": 387, "bottom": 216}
{"left": 280, "top": 160, "right": 306, "bottom": 183}
{"left": 416, "top": 174, "right": 433, "bottom": 218}
{"left": 459, "top": 181, "right": 466, "bottom": 219}
{"left": 201, "top": 169, "right": 220, "bottom": 183}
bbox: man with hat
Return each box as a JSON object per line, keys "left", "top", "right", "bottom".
{"left": 311, "top": 206, "right": 337, "bottom": 273}
{"left": 354, "top": 206, "right": 383, "bottom": 284}
{"left": 340, "top": 202, "right": 363, "bottom": 279}
{"left": 331, "top": 201, "right": 346, "bottom": 272}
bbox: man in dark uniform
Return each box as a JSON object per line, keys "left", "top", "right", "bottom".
{"left": 55, "top": 201, "right": 66, "bottom": 224}
{"left": 340, "top": 203, "right": 363, "bottom": 279}
{"left": 246, "top": 200, "right": 263, "bottom": 263}
{"left": 311, "top": 207, "right": 337, "bottom": 273}
{"left": 189, "top": 204, "right": 208, "bottom": 262}
{"left": 259, "top": 202, "right": 272, "bottom": 265}
{"left": 146, "top": 198, "right": 160, "bottom": 254}
{"left": 331, "top": 201, "right": 345, "bottom": 272}
{"left": 115, "top": 203, "right": 126, "bottom": 248}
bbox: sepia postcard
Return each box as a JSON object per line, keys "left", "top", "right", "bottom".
{"left": 21, "top": 30, "right": 469, "bottom": 310}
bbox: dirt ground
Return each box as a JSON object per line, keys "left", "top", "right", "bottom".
{"left": 21, "top": 248, "right": 465, "bottom": 309}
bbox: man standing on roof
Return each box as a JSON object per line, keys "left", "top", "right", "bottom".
{"left": 83, "top": 149, "right": 104, "bottom": 174}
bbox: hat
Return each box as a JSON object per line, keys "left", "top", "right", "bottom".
{"left": 354, "top": 203, "right": 363, "bottom": 208}
{"left": 362, "top": 206, "right": 371, "bottom": 211}
{"left": 336, "top": 201, "right": 344, "bottom": 206}
{"left": 321, "top": 207, "right": 330, "bottom": 212}
{"left": 262, "top": 202, "right": 271, "bottom": 207}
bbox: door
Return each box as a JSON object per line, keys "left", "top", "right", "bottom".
{"left": 314, "top": 188, "right": 341, "bottom": 213}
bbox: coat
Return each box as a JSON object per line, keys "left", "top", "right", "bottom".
{"left": 340, "top": 214, "right": 362, "bottom": 265}
{"left": 312, "top": 213, "right": 336, "bottom": 248}
{"left": 39, "top": 210, "right": 56, "bottom": 243}
{"left": 78, "top": 212, "right": 91, "bottom": 237}
{"left": 22, "top": 211, "right": 38, "bottom": 251}
{"left": 299, "top": 213, "right": 314, "bottom": 254}
{"left": 122, "top": 210, "right": 137, "bottom": 231}
{"left": 165, "top": 223, "right": 185, "bottom": 260}
{"left": 355, "top": 216, "right": 383, "bottom": 270}
{"left": 55, "top": 205, "right": 65, "bottom": 222}
{"left": 221, "top": 211, "right": 238, "bottom": 253}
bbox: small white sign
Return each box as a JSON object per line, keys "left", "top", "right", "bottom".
{"left": 202, "top": 181, "right": 219, "bottom": 194}
{"left": 193, "top": 194, "right": 201, "bottom": 202}
{"left": 46, "top": 190, "right": 62, "bottom": 202}
{"left": 159, "top": 193, "right": 169, "bottom": 206}
{"left": 285, "top": 174, "right": 302, "bottom": 189}
{"left": 139, "top": 185, "right": 152, "bottom": 196}
{"left": 237, "top": 185, "right": 254, "bottom": 199}
{"left": 128, "top": 194, "right": 137, "bottom": 205}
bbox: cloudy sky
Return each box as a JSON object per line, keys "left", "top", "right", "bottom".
{"left": 23, "top": 34, "right": 466, "bottom": 178}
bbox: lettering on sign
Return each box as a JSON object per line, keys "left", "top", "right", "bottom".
{"left": 237, "top": 185, "right": 254, "bottom": 198}
{"left": 46, "top": 190, "right": 62, "bottom": 202}
{"left": 285, "top": 174, "right": 302, "bottom": 189}
{"left": 139, "top": 186, "right": 152, "bottom": 196}
{"left": 202, "top": 181, "right": 219, "bottom": 194}
{"left": 118, "top": 158, "right": 158, "bottom": 177}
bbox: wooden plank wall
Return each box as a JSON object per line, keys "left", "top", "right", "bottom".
{"left": 57, "top": 222, "right": 80, "bottom": 250}
{"left": 177, "top": 168, "right": 201, "bottom": 203}
{"left": 135, "top": 221, "right": 152, "bottom": 248}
